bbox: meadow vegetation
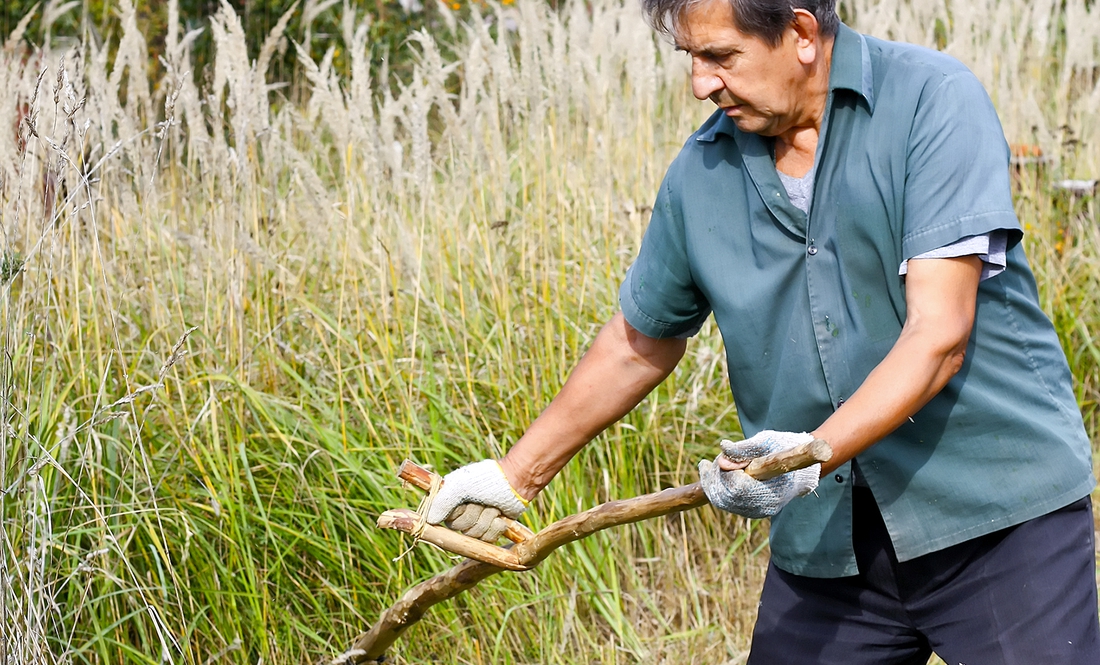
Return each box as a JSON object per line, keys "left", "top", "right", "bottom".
{"left": 0, "top": 0, "right": 1097, "bottom": 663}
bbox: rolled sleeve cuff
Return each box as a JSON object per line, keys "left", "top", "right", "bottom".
{"left": 901, "top": 210, "right": 1021, "bottom": 260}
{"left": 618, "top": 267, "right": 710, "bottom": 339}
{"left": 899, "top": 229, "right": 1009, "bottom": 281}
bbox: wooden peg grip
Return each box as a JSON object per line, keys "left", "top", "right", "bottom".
{"left": 743, "top": 438, "right": 833, "bottom": 481}
{"left": 396, "top": 460, "right": 436, "bottom": 491}
{"left": 397, "top": 460, "right": 535, "bottom": 543}
{"left": 376, "top": 509, "right": 529, "bottom": 571}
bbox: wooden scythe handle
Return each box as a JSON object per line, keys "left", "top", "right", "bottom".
{"left": 743, "top": 438, "right": 832, "bottom": 480}
{"left": 338, "top": 439, "right": 831, "bottom": 664}
{"left": 383, "top": 438, "right": 831, "bottom": 568}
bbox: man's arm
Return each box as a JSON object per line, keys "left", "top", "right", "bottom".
{"left": 810, "top": 255, "right": 983, "bottom": 474}
{"left": 500, "top": 311, "right": 687, "bottom": 499}
{"left": 716, "top": 255, "right": 985, "bottom": 480}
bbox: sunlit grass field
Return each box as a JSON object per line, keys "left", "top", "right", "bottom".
{"left": 0, "top": 0, "right": 1097, "bottom": 663}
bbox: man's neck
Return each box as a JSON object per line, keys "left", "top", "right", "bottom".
{"left": 774, "top": 36, "right": 835, "bottom": 178}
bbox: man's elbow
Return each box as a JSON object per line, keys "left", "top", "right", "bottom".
{"left": 934, "top": 324, "right": 973, "bottom": 382}
{"left": 902, "top": 317, "right": 973, "bottom": 383}
{"left": 944, "top": 344, "right": 967, "bottom": 377}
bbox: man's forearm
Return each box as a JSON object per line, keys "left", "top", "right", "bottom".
{"left": 500, "top": 312, "right": 686, "bottom": 499}
{"left": 811, "top": 255, "right": 982, "bottom": 474}
{"left": 812, "top": 323, "right": 967, "bottom": 474}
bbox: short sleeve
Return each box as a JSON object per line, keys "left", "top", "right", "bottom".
{"left": 619, "top": 169, "right": 711, "bottom": 339}
{"left": 901, "top": 71, "right": 1023, "bottom": 259}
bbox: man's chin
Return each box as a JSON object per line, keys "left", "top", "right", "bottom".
{"left": 728, "top": 115, "right": 773, "bottom": 136}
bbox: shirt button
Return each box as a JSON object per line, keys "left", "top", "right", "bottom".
{"left": 807, "top": 245, "right": 818, "bottom": 255}
{"left": 836, "top": 398, "right": 846, "bottom": 408}
{"left": 834, "top": 474, "right": 844, "bottom": 483}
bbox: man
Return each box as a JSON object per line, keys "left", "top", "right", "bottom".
{"left": 425, "top": 0, "right": 1100, "bottom": 661}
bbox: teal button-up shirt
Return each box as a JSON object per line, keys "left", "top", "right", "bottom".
{"left": 620, "top": 24, "right": 1095, "bottom": 577}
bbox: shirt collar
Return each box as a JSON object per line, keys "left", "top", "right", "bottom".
{"left": 830, "top": 24, "right": 875, "bottom": 111}
{"left": 696, "top": 23, "right": 875, "bottom": 143}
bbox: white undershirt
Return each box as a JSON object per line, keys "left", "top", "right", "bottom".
{"left": 900, "top": 232, "right": 1007, "bottom": 281}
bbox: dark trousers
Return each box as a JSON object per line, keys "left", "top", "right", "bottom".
{"left": 748, "top": 487, "right": 1100, "bottom": 664}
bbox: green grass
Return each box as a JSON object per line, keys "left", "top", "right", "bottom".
{"left": 0, "top": 0, "right": 1097, "bottom": 663}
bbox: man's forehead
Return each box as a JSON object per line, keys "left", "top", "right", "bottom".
{"left": 670, "top": 0, "right": 744, "bottom": 51}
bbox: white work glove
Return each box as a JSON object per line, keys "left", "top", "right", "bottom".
{"left": 425, "top": 460, "right": 528, "bottom": 542}
{"left": 698, "top": 430, "right": 821, "bottom": 519}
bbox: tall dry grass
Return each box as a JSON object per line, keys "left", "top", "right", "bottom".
{"left": 0, "top": 0, "right": 1097, "bottom": 663}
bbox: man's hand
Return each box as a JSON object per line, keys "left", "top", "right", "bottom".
{"left": 425, "top": 460, "right": 528, "bottom": 542}
{"left": 698, "top": 431, "right": 821, "bottom": 518}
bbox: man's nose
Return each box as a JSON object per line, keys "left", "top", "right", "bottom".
{"left": 690, "top": 59, "right": 723, "bottom": 101}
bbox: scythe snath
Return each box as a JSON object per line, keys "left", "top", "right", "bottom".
{"left": 335, "top": 440, "right": 831, "bottom": 664}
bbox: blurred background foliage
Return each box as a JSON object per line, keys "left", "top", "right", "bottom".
{"left": 0, "top": 0, "right": 490, "bottom": 94}
{"left": 0, "top": 0, "right": 1095, "bottom": 663}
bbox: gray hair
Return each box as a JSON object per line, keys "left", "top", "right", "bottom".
{"left": 642, "top": 0, "right": 840, "bottom": 46}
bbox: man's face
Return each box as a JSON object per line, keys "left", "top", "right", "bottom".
{"left": 675, "top": 0, "right": 810, "bottom": 137}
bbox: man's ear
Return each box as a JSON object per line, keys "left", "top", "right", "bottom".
{"left": 790, "top": 9, "right": 821, "bottom": 65}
